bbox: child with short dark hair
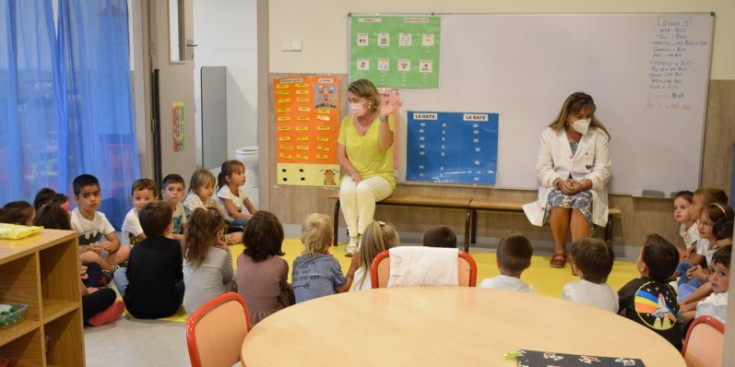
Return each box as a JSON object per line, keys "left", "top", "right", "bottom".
{"left": 161, "top": 173, "right": 187, "bottom": 238}
{"left": 618, "top": 234, "right": 682, "bottom": 349}
{"left": 236, "top": 211, "right": 294, "bottom": 325}
{"left": 0, "top": 201, "right": 35, "bottom": 226}
{"left": 562, "top": 238, "right": 617, "bottom": 312}
{"left": 217, "top": 160, "right": 257, "bottom": 226}
{"left": 672, "top": 190, "right": 696, "bottom": 260}
{"left": 183, "top": 207, "right": 234, "bottom": 315}
{"left": 423, "top": 225, "right": 457, "bottom": 249}
{"left": 121, "top": 201, "right": 184, "bottom": 319}
{"left": 292, "top": 213, "right": 357, "bottom": 303}
{"left": 680, "top": 246, "right": 731, "bottom": 324}
{"left": 33, "top": 188, "right": 69, "bottom": 212}
{"left": 479, "top": 233, "right": 534, "bottom": 293}
{"left": 122, "top": 179, "right": 157, "bottom": 246}
{"left": 70, "top": 174, "right": 128, "bottom": 272}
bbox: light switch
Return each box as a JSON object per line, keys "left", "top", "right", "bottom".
{"left": 282, "top": 39, "right": 303, "bottom": 52}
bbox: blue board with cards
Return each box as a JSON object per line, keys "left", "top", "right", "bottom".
{"left": 406, "top": 111, "right": 498, "bottom": 185}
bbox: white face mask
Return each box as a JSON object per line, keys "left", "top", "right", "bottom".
{"left": 571, "top": 118, "right": 591, "bottom": 135}
{"left": 349, "top": 102, "right": 367, "bottom": 117}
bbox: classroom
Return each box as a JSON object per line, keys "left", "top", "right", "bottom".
{"left": 1, "top": 0, "right": 734, "bottom": 366}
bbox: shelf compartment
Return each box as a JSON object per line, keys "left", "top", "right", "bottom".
{"left": 0, "top": 254, "right": 41, "bottom": 323}
{"left": 0, "top": 319, "right": 41, "bottom": 348}
{"left": 43, "top": 310, "right": 84, "bottom": 366}
{"left": 0, "top": 328, "right": 44, "bottom": 366}
{"left": 39, "top": 240, "right": 80, "bottom": 306}
{"left": 41, "top": 300, "right": 79, "bottom": 324}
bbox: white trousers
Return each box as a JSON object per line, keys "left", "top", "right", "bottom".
{"left": 339, "top": 175, "right": 393, "bottom": 236}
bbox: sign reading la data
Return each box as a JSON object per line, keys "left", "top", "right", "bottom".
{"left": 407, "top": 111, "right": 498, "bottom": 185}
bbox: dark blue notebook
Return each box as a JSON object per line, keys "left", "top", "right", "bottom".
{"left": 515, "top": 350, "right": 645, "bottom": 367}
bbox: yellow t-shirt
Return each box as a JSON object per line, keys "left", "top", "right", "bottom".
{"left": 337, "top": 114, "right": 395, "bottom": 189}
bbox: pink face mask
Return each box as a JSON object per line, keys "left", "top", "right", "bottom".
{"left": 349, "top": 102, "right": 367, "bottom": 117}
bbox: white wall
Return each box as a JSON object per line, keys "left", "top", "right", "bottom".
{"left": 193, "top": 0, "right": 258, "bottom": 167}
{"left": 269, "top": 0, "right": 735, "bottom": 80}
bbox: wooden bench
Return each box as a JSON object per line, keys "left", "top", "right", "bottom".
{"left": 468, "top": 199, "right": 622, "bottom": 245}
{"left": 329, "top": 193, "right": 473, "bottom": 251}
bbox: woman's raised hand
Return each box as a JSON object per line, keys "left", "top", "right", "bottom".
{"left": 379, "top": 93, "right": 403, "bottom": 118}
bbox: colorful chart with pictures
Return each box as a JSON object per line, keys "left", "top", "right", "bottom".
{"left": 406, "top": 111, "right": 498, "bottom": 185}
{"left": 274, "top": 76, "right": 341, "bottom": 187}
{"left": 350, "top": 15, "right": 440, "bottom": 88}
{"left": 172, "top": 102, "right": 185, "bottom": 152}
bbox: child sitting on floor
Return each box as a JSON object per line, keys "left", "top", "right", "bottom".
{"left": 423, "top": 225, "right": 457, "bottom": 249}
{"left": 618, "top": 234, "right": 682, "bottom": 349}
{"left": 217, "top": 160, "right": 257, "bottom": 227}
{"left": 236, "top": 211, "right": 294, "bottom": 326}
{"left": 121, "top": 201, "right": 184, "bottom": 319}
{"left": 562, "top": 238, "right": 617, "bottom": 312}
{"left": 184, "top": 168, "right": 242, "bottom": 244}
{"left": 681, "top": 246, "right": 730, "bottom": 324}
{"left": 0, "top": 201, "right": 35, "bottom": 226}
{"left": 160, "top": 174, "right": 187, "bottom": 242}
{"left": 122, "top": 179, "right": 157, "bottom": 246}
{"left": 183, "top": 207, "right": 234, "bottom": 315}
{"left": 292, "top": 213, "right": 357, "bottom": 303}
{"left": 673, "top": 190, "right": 697, "bottom": 261}
{"left": 479, "top": 233, "right": 534, "bottom": 293}
{"left": 353, "top": 221, "right": 399, "bottom": 291}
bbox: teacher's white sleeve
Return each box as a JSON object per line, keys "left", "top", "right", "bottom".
{"left": 536, "top": 129, "right": 562, "bottom": 187}
{"left": 586, "top": 131, "right": 611, "bottom": 191}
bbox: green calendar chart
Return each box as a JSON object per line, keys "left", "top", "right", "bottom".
{"left": 349, "top": 15, "right": 440, "bottom": 88}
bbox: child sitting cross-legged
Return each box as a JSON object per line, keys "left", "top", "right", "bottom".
{"left": 121, "top": 201, "right": 184, "bottom": 319}
{"left": 618, "top": 234, "right": 682, "bottom": 350}
{"left": 122, "top": 179, "right": 157, "bottom": 247}
{"left": 292, "top": 213, "right": 358, "bottom": 303}
{"left": 479, "top": 233, "right": 535, "bottom": 293}
{"left": 562, "top": 238, "right": 617, "bottom": 312}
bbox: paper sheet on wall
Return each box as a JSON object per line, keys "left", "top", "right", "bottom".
{"left": 406, "top": 111, "right": 498, "bottom": 185}
{"left": 274, "top": 76, "right": 341, "bottom": 187}
{"left": 172, "top": 102, "right": 185, "bottom": 152}
{"left": 350, "top": 15, "right": 440, "bottom": 88}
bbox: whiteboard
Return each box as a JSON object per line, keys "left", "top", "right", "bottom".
{"left": 392, "top": 13, "right": 714, "bottom": 194}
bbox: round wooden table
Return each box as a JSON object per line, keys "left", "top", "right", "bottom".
{"left": 240, "top": 287, "right": 685, "bottom": 367}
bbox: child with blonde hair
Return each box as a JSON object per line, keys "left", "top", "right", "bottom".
{"left": 217, "top": 160, "right": 256, "bottom": 227}
{"left": 292, "top": 213, "right": 357, "bottom": 303}
{"left": 184, "top": 169, "right": 242, "bottom": 244}
{"left": 353, "top": 221, "right": 399, "bottom": 291}
{"left": 479, "top": 233, "right": 535, "bottom": 293}
{"left": 182, "top": 207, "right": 234, "bottom": 315}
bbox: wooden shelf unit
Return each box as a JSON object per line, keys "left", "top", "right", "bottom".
{"left": 0, "top": 229, "right": 85, "bottom": 366}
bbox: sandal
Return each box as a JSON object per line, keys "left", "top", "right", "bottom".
{"left": 550, "top": 253, "right": 566, "bottom": 268}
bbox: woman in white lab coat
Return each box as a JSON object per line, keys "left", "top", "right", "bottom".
{"left": 522, "top": 92, "right": 611, "bottom": 268}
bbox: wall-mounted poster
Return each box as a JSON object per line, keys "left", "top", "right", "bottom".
{"left": 172, "top": 102, "right": 185, "bottom": 152}
{"left": 274, "top": 76, "right": 341, "bottom": 187}
{"left": 406, "top": 111, "right": 498, "bottom": 185}
{"left": 350, "top": 15, "right": 440, "bottom": 88}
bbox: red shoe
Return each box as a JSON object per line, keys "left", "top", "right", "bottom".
{"left": 88, "top": 300, "right": 124, "bottom": 326}
{"left": 549, "top": 253, "right": 566, "bottom": 268}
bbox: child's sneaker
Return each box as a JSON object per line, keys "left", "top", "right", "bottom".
{"left": 88, "top": 300, "right": 124, "bottom": 326}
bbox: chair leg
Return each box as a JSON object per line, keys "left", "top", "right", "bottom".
{"left": 333, "top": 198, "right": 341, "bottom": 246}
{"left": 605, "top": 215, "right": 613, "bottom": 243}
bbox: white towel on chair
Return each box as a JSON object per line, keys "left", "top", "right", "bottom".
{"left": 387, "top": 247, "right": 459, "bottom": 287}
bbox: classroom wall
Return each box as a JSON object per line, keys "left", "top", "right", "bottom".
{"left": 263, "top": 0, "right": 735, "bottom": 252}
{"left": 193, "top": 0, "right": 258, "bottom": 166}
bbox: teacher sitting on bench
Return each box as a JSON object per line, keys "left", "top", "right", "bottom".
{"left": 337, "top": 79, "right": 402, "bottom": 256}
{"left": 523, "top": 92, "right": 611, "bottom": 268}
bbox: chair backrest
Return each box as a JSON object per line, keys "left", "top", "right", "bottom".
{"left": 370, "top": 249, "right": 477, "bottom": 288}
{"left": 682, "top": 316, "right": 725, "bottom": 367}
{"left": 186, "top": 292, "right": 251, "bottom": 367}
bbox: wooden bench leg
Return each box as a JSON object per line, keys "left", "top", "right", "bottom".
{"left": 470, "top": 209, "right": 477, "bottom": 244}
{"left": 464, "top": 208, "right": 472, "bottom": 252}
{"left": 333, "top": 198, "right": 341, "bottom": 246}
{"left": 605, "top": 214, "right": 613, "bottom": 243}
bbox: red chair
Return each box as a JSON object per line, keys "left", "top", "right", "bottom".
{"left": 681, "top": 316, "right": 725, "bottom": 367}
{"left": 186, "top": 292, "right": 251, "bottom": 367}
{"left": 370, "top": 249, "right": 478, "bottom": 288}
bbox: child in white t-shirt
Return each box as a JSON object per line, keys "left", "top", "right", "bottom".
{"left": 122, "top": 179, "right": 157, "bottom": 246}
{"left": 561, "top": 238, "right": 618, "bottom": 312}
{"left": 479, "top": 233, "right": 534, "bottom": 293}
{"left": 216, "top": 160, "right": 256, "bottom": 227}
{"left": 673, "top": 191, "right": 698, "bottom": 256}
{"left": 683, "top": 246, "right": 730, "bottom": 324}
